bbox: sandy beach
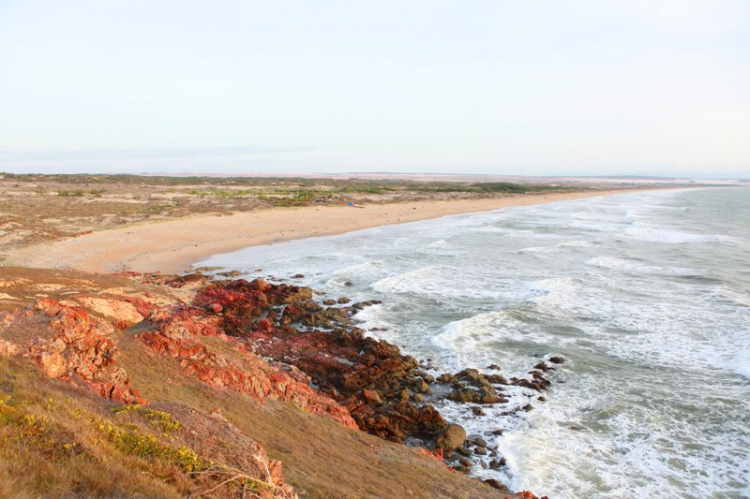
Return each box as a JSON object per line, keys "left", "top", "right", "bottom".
{"left": 10, "top": 189, "right": 649, "bottom": 274}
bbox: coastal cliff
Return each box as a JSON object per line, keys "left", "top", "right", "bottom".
{"left": 0, "top": 266, "right": 551, "bottom": 498}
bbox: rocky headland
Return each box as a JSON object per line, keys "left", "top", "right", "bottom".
{"left": 0, "top": 265, "right": 554, "bottom": 498}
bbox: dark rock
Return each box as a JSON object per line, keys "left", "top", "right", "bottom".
{"left": 549, "top": 356, "right": 565, "bottom": 364}
{"left": 472, "top": 406, "right": 484, "bottom": 416}
{"left": 487, "top": 364, "right": 501, "bottom": 370}
{"left": 483, "top": 479, "right": 509, "bottom": 492}
{"left": 362, "top": 389, "right": 383, "bottom": 405}
{"left": 292, "top": 274, "right": 305, "bottom": 279}
{"left": 522, "top": 404, "right": 534, "bottom": 412}
{"left": 485, "top": 374, "right": 508, "bottom": 384}
{"left": 436, "top": 424, "right": 466, "bottom": 452}
{"left": 489, "top": 457, "right": 507, "bottom": 469}
{"left": 398, "top": 388, "right": 411, "bottom": 402}
{"left": 474, "top": 446, "right": 487, "bottom": 455}
{"left": 458, "top": 368, "right": 480, "bottom": 382}
{"left": 344, "top": 281, "right": 353, "bottom": 287}
{"left": 323, "top": 299, "right": 336, "bottom": 306}
{"left": 456, "top": 446, "right": 472, "bottom": 457}
{"left": 413, "top": 379, "right": 429, "bottom": 394}
{"left": 437, "top": 373, "right": 456, "bottom": 383}
{"left": 491, "top": 429, "right": 504, "bottom": 436}
{"left": 337, "top": 297, "right": 351, "bottom": 304}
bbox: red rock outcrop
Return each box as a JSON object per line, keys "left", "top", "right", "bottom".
{"left": 136, "top": 302, "right": 358, "bottom": 429}
{"left": 194, "top": 278, "right": 448, "bottom": 444}
{"left": 4, "top": 298, "right": 145, "bottom": 404}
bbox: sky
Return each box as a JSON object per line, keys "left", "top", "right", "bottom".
{"left": 1, "top": 0, "right": 749, "bottom": 177}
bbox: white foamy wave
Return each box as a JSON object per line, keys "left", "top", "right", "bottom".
{"left": 417, "top": 239, "right": 458, "bottom": 255}
{"left": 529, "top": 278, "right": 585, "bottom": 317}
{"left": 352, "top": 304, "right": 392, "bottom": 338}
{"left": 617, "top": 225, "right": 720, "bottom": 244}
{"left": 642, "top": 204, "right": 688, "bottom": 211}
{"left": 515, "top": 240, "right": 595, "bottom": 254}
{"left": 331, "top": 261, "right": 383, "bottom": 280}
{"left": 714, "top": 288, "right": 750, "bottom": 307}
{"left": 432, "top": 311, "right": 576, "bottom": 362}
{"left": 505, "top": 371, "right": 750, "bottom": 498}
{"left": 730, "top": 350, "right": 750, "bottom": 378}
{"left": 471, "top": 226, "right": 532, "bottom": 235}
{"left": 371, "top": 266, "right": 439, "bottom": 294}
{"left": 585, "top": 256, "right": 702, "bottom": 276}
{"left": 432, "top": 313, "right": 499, "bottom": 353}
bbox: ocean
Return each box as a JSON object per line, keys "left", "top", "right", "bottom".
{"left": 199, "top": 187, "right": 750, "bottom": 498}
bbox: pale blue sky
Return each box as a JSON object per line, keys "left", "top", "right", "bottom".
{"left": 1, "top": 0, "right": 748, "bottom": 176}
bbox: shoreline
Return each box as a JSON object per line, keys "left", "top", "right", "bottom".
{"left": 10, "top": 188, "right": 655, "bottom": 274}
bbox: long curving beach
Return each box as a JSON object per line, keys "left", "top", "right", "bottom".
{"left": 12, "top": 189, "right": 646, "bottom": 274}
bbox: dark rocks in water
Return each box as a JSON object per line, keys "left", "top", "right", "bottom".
{"left": 292, "top": 274, "right": 305, "bottom": 279}
{"left": 522, "top": 404, "right": 534, "bottom": 412}
{"left": 489, "top": 457, "right": 507, "bottom": 469}
{"left": 437, "top": 373, "right": 457, "bottom": 384}
{"left": 457, "top": 368, "right": 480, "bottom": 382}
{"left": 480, "top": 387, "right": 500, "bottom": 404}
{"left": 454, "top": 465, "right": 469, "bottom": 474}
{"left": 337, "top": 296, "right": 351, "bottom": 304}
{"left": 218, "top": 270, "right": 243, "bottom": 277}
{"left": 483, "top": 479, "right": 510, "bottom": 492}
{"left": 471, "top": 406, "right": 484, "bottom": 416}
{"left": 538, "top": 396, "right": 546, "bottom": 402}
{"left": 413, "top": 378, "right": 430, "bottom": 394}
{"left": 534, "top": 362, "right": 549, "bottom": 372}
{"left": 456, "top": 446, "right": 472, "bottom": 457}
{"left": 458, "top": 458, "right": 472, "bottom": 468}
{"left": 549, "top": 356, "right": 565, "bottom": 364}
{"left": 512, "top": 376, "right": 550, "bottom": 392}
{"left": 344, "top": 281, "right": 354, "bottom": 287}
{"left": 323, "top": 299, "right": 336, "bottom": 306}
{"left": 436, "top": 424, "right": 466, "bottom": 452}
{"left": 473, "top": 437, "right": 487, "bottom": 447}
{"left": 485, "top": 373, "right": 508, "bottom": 384}
{"left": 448, "top": 388, "right": 480, "bottom": 403}
{"left": 474, "top": 446, "right": 487, "bottom": 455}
{"left": 487, "top": 364, "right": 501, "bottom": 370}
{"left": 491, "top": 429, "right": 504, "bottom": 436}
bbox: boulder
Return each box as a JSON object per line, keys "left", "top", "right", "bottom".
{"left": 413, "top": 378, "right": 429, "bottom": 394}
{"left": 483, "top": 479, "right": 509, "bottom": 492}
{"left": 436, "top": 424, "right": 466, "bottom": 452}
{"left": 363, "top": 389, "right": 383, "bottom": 405}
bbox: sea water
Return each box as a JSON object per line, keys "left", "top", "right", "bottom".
{"left": 199, "top": 187, "right": 750, "bottom": 498}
